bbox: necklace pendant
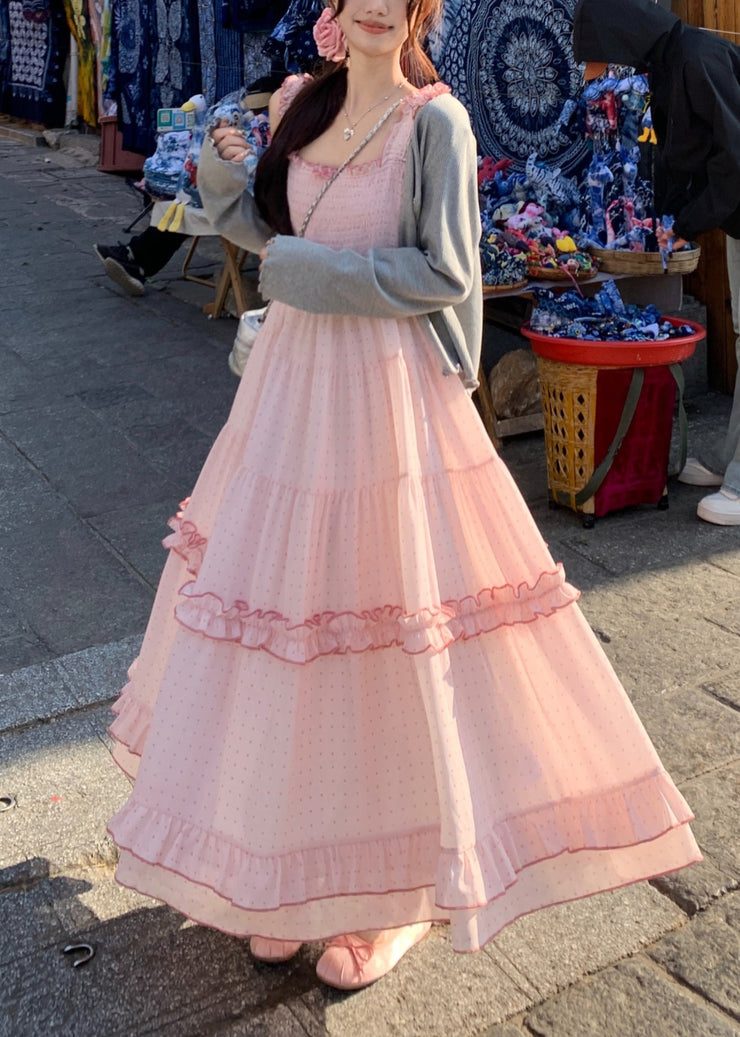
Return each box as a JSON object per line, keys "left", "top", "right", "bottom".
{"left": 343, "top": 127, "right": 354, "bottom": 141}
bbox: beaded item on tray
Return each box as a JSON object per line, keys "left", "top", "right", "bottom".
{"left": 529, "top": 281, "right": 696, "bottom": 341}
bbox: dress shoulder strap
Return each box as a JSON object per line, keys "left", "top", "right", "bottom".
{"left": 278, "top": 73, "right": 313, "bottom": 118}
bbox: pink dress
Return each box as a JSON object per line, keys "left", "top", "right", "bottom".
{"left": 108, "top": 85, "right": 700, "bottom": 952}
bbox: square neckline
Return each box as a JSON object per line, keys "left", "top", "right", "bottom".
{"left": 288, "top": 84, "right": 450, "bottom": 179}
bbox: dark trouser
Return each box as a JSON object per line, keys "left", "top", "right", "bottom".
{"left": 128, "top": 226, "right": 188, "bottom": 277}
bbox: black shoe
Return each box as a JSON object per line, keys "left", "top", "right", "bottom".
{"left": 94, "top": 243, "right": 146, "bottom": 297}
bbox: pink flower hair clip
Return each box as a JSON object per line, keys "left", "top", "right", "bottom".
{"left": 313, "top": 7, "right": 348, "bottom": 63}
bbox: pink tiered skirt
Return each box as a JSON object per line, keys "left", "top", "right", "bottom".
{"left": 108, "top": 300, "right": 700, "bottom": 952}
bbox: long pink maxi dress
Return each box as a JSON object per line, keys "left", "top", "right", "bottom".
{"left": 108, "top": 85, "right": 701, "bottom": 953}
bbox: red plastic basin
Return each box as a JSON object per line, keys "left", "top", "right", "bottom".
{"left": 521, "top": 315, "right": 705, "bottom": 367}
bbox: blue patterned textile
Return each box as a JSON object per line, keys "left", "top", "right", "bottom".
{"left": 197, "top": 0, "right": 216, "bottom": 104}
{"left": 221, "top": 0, "right": 289, "bottom": 34}
{"left": 214, "top": 16, "right": 248, "bottom": 98}
{"left": 106, "top": 0, "right": 201, "bottom": 155}
{"left": 0, "top": 0, "right": 68, "bottom": 125}
{"left": 437, "top": 0, "right": 589, "bottom": 175}
{"left": 263, "top": 0, "right": 321, "bottom": 74}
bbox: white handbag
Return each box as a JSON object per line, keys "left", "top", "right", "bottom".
{"left": 228, "top": 306, "right": 268, "bottom": 376}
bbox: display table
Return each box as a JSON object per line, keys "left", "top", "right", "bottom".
{"left": 521, "top": 318, "right": 706, "bottom": 526}
{"left": 150, "top": 200, "right": 251, "bottom": 318}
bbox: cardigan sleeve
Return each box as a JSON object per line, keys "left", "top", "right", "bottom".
{"left": 197, "top": 137, "right": 273, "bottom": 255}
{"left": 258, "top": 97, "right": 481, "bottom": 318}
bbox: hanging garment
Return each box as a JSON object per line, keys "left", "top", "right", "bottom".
{"left": 106, "top": 0, "right": 201, "bottom": 155}
{"left": 0, "top": 0, "right": 68, "bottom": 126}
{"left": 437, "top": 0, "right": 589, "bottom": 175}
{"left": 87, "top": 0, "right": 114, "bottom": 118}
{"left": 220, "top": 0, "right": 289, "bottom": 34}
{"left": 62, "top": 0, "right": 96, "bottom": 126}
{"left": 263, "top": 0, "right": 321, "bottom": 74}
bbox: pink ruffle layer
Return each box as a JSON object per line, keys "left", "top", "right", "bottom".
{"left": 108, "top": 768, "right": 692, "bottom": 914}
{"left": 164, "top": 513, "right": 580, "bottom": 662}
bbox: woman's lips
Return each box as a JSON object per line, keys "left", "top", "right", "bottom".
{"left": 356, "top": 21, "right": 391, "bottom": 34}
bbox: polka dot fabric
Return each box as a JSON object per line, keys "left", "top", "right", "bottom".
{"left": 107, "top": 89, "right": 700, "bottom": 952}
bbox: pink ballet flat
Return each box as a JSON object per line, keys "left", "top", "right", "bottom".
{"left": 249, "top": 936, "right": 303, "bottom": 963}
{"left": 315, "top": 921, "right": 432, "bottom": 990}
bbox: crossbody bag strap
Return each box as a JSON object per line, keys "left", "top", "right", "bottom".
{"left": 296, "top": 98, "right": 403, "bottom": 239}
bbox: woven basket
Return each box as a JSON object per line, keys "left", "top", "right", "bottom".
{"left": 589, "top": 245, "right": 700, "bottom": 275}
{"left": 482, "top": 279, "right": 529, "bottom": 295}
{"left": 537, "top": 357, "right": 598, "bottom": 514}
{"left": 527, "top": 264, "right": 598, "bottom": 282}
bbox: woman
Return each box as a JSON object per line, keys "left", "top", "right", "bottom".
{"left": 108, "top": 0, "right": 700, "bottom": 992}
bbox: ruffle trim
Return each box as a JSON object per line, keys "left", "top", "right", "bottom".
{"left": 164, "top": 509, "right": 578, "bottom": 660}
{"left": 110, "top": 687, "right": 152, "bottom": 762}
{"left": 288, "top": 82, "right": 452, "bottom": 179}
{"left": 107, "top": 770, "right": 694, "bottom": 914}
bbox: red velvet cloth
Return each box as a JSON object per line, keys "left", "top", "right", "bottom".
{"left": 593, "top": 366, "right": 677, "bottom": 518}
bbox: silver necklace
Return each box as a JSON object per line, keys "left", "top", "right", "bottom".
{"left": 342, "top": 82, "right": 405, "bottom": 141}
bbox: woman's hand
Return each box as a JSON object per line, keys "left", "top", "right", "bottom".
{"left": 258, "top": 238, "right": 274, "bottom": 276}
{"left": 211, "top": 120, "right": 253, "bottom": 164}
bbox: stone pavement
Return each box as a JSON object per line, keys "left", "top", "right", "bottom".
{"left": 1, "top": 128, "right": 739, "bottom": 1037}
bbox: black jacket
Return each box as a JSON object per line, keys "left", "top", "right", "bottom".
{"left": 573, "top": 0, "right": 740, "bottom": 241}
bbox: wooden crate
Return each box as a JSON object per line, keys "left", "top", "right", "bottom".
{"left": 98, "top": 115, "right": 145, "bottom": 174}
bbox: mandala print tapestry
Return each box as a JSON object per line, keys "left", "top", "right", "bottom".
{"left": 437, "top": 0, "right": 589, "bottom": 175}
{"left": 0, "top": 0, "right": 68, "bottom": 125}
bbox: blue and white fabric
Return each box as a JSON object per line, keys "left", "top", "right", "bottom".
{"left": 437, "top": 0, "right": 589, "bottom": 175}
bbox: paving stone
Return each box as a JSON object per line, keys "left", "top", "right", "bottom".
{"left": 574, "top": 573, "right": 740, "bottom": 701}
{"left": 482, "top": 1025, "right": 529, "bottom": 1037}
{"left": 49, "top": 867, "right": 152, "bottom": 933}
{"left": 491, "top": 883, "right": 685, "bottom": 1000}
{"left": 702, "top": 674, "right": 740, "bottom": 711}
{"left": 0, "top": 660, "right": 78, "bottom": 733}
{"left": 0, "top": 636, "right": 55, "bottom": 676}
{"left": 1, "top": 509, "right": 153, "bottom": 654}
{"left": 524, "top": 957, "right": 738, "bottom": 1037}
{"left": 212, "top": 1006, "right": 313, "bottom": 1036}
{"left": 630, "top": 687, "right": 740, "bottom": 782}
{"left": 0, "top": 870, "right": 71, "bottom": 965}
{"left": 0, "top": 398, "right": 182, "bottom": 516}
{"left": 680, "top": 763, "right": 740, "bottom": 881}
{"left": 53, "top": 635, "right": 143, "bottom": 708}
{"left": 559, "top": 507, "right": 740, "bottom": 576}
{"left": 706, "top": 598, "right": 740, "bottom": 638}
{"left": 0, "top": 706, "right": 131, "bottom": 873}
{"left": 652, "top": 853, "right": 740, "bottom": 915}
{"left": 87, "top": 500, "right": 171, "bottom": 587}
{"left": 302, "top": 925, "right": 535, "bottom": 1037}
{"left": 2, "top": 906, "right": 298, "bottom": 1037}
{"left": 649, "top": 893, "right": 740, "bottom": 1019}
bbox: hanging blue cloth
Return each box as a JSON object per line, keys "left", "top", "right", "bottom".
{"left": 263, "top": 0, "right": 321, "bottom": 74}
{"left": 436, "top": 0, "right": 589, "bottom": 176}
{"left": 106, "top": 0, "right": 201, "bottom": 155}
{"left": 221, "top": 0, "right": 290, "bottom": 34}
{"left": 0, "top": 0, "right": 68, "bottom": 126}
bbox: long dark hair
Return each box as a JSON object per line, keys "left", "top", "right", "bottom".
{"left": 254, "top": 0, "right": 443, "bottom": 235}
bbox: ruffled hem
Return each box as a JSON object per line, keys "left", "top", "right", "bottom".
{"left": 164, "top": 510, "right": 579, "bottom": 661}
{"left": 109, "top": 687, "right": 152, "bottom": 763}
{"left": 107, "top": 769, "right": 694, "bottom": 914}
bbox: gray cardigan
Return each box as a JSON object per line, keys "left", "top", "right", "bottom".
{"left": 197, "top": 92, "right": 483, "bottom": 388}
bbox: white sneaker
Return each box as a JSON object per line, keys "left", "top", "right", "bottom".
{"left": 677, "top": 457, "right": 724, "bottom": 486}
{"left": 697, "top": 487, "right": 740, "bottom": 525}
